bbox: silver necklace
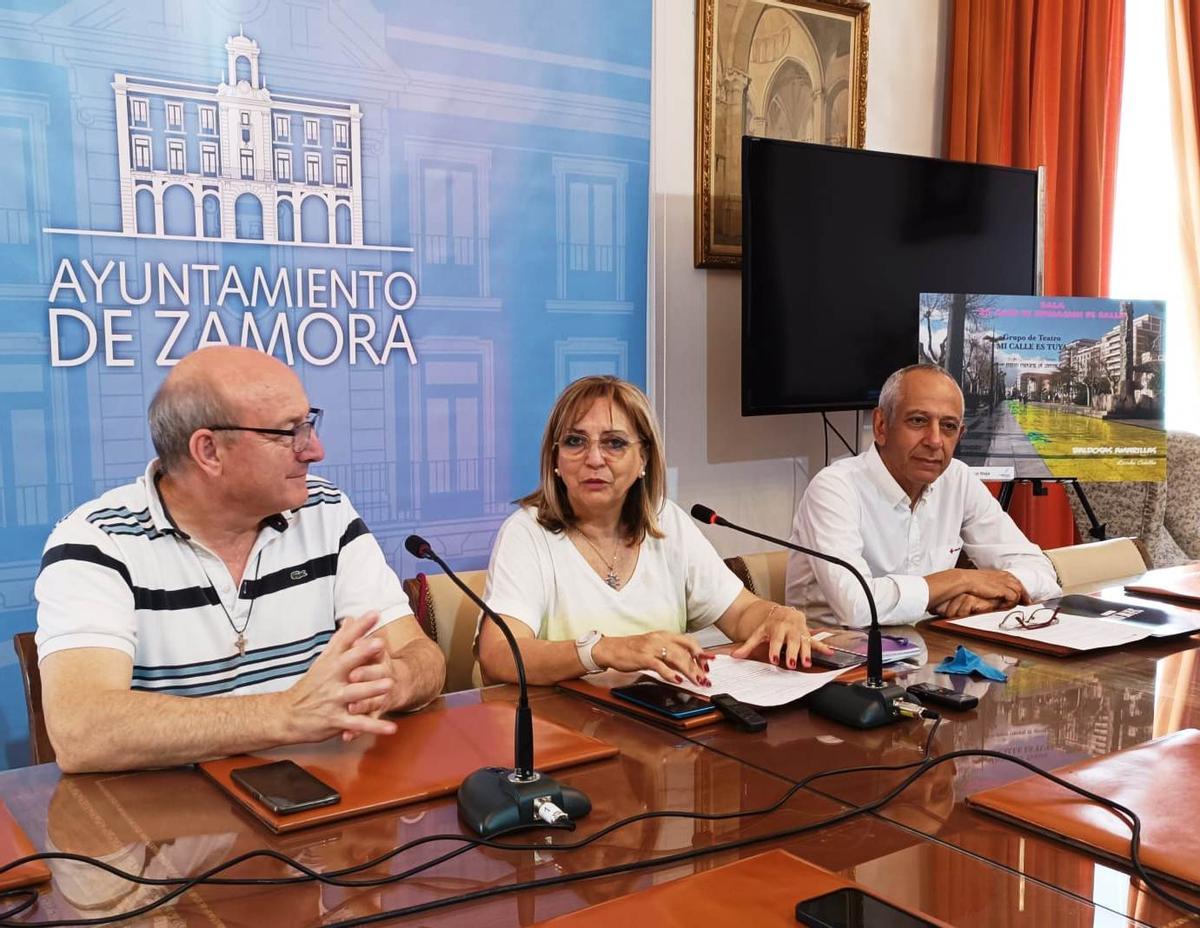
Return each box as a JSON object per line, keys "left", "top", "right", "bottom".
{"left": 573, "top": 529, "right": 622, "bottom": 589}
{"left": 156, "top": 473, "right": 265, "bottom": 656}
{"left": 193, "top": 549, "right": 264, "bottom": 657}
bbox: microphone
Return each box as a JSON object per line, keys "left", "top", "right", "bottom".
{"left": 689, "top": 504, "right": 907, "bottom": 729}
{"left": 404, "top": 534, "right": 590, "bottom": 835}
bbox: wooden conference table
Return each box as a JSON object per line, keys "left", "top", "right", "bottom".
{"left": 4, "top": 593, "right": 1200, "bottom": 926}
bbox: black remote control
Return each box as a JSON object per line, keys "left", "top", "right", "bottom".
{"left": 708, "top": 693, "right": 767, "bottom": 732}
{"left": 906, "top": 682, "right": 978, "bottom": 711}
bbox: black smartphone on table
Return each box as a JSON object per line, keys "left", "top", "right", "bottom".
{"left": 811, "top": 649, "right": 867, "bottom": 670}
{"left": 795, "top": 888, "right": 937, "bottom": 927}
{"left": 231, "top": 760, "right": 340, "bottom": 815}
{"left": 610, "top": 679, "right": 716, "bottom": 719}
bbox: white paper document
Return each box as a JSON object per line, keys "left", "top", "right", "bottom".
{"left": 647, "top": 654, "right": 847, "bottom": 707}
{"left": 948, "top": 604, "right": 1148, "bottom": 650}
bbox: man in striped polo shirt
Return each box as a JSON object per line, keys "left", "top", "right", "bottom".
{"left": 35, "top": 346, "right": 445, "bottom": 772}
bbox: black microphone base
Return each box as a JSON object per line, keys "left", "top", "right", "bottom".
{"left": 808, "top": 682, "right": 908, "bottom": 729}
{"left": 457, "top": 767, "right": 591, "bottom": 837}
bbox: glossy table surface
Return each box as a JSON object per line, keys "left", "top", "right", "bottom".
{"left": 0, "top": 685, "right": 1141, "bottom": 927}
{"left": 684, "top": 609, "right": 1200, "bottom": 928}
{"left": 4, "top": 581, "right": 1199, "bottom": 926}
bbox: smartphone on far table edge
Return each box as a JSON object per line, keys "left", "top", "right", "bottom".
{"left": 795, "top": 888, "right": 937, "bottom": 927}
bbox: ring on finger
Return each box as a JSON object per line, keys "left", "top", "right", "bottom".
{"left": 659, "top": 646, "right": 668, "bottom": 659}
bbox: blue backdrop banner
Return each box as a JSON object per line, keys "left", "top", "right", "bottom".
{"left": 0, "top": 0, "right": 650, "bottom": 767}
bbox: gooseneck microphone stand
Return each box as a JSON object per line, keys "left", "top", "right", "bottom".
{"left": 690, "top": 505, "right": 908, "bottom": 729}
{"left": 405, "top": 534, "right": 591, "bottom": 834}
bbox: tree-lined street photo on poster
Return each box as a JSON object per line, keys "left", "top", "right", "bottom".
{"left": 919, "top": 293, "right": 1166, "bottom": 481}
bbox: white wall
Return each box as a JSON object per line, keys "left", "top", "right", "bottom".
{"left": 650, "top": 0, "right": 951, "bottom": 555}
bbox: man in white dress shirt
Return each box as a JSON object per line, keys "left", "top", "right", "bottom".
{"left": 786, "top": 363, "right": 1060, "bottom": 627}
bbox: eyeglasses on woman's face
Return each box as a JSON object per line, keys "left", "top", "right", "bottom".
{"left": 555, "top": 432, "right": 643, "bottom": 462}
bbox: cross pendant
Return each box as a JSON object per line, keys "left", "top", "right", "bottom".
{"left": 236, "top": 633, "right": 246, "bottom": 657}
{"left": 605, "top": 571, "right": 620, "bottom": 590}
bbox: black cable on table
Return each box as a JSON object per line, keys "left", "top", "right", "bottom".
{"left": 0, "top": 822, "right": 567, "bottom": 926}
{"left": 921, "top": 713, "right": 942, "bottom": 756}
{"left": 0, "top": 891, "right": 35, "bottom": 922}
{"left": 319, "top": 746, "right": 1200, "bottom": 928}
{"left": 3, "top": 732, "right": 1197, "bottom": 926}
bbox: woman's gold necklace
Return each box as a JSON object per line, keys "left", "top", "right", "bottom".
{"left": 574, "top": 530, "right": 623, "bottom": 589}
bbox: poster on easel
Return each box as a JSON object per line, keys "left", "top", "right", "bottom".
{"left": 918, "top": 294, "right": 1166, "bottom": 482}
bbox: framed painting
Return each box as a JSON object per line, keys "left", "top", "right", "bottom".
{"left": 694, "top": 0, "right": 869, "bottom": 268}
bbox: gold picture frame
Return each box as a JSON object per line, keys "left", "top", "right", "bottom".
{"left": 694, "top": 0, "right": 869, "bottom": 268}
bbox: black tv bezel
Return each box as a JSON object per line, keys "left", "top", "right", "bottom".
{"left": 740, "top": 136, "right": 1042, "bottom": 417}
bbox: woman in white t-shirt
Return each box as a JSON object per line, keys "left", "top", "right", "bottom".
{"left": 478, "top": 376, "right": 829, "bottom": 686}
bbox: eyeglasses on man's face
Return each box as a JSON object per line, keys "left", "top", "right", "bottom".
{"left": 209, "top": 407, "right": 323, "bottom": 453}
{"left": 555, "top": 432, "right": 643, "bottom": 462}
{"left": 998, "top": 606, "right": 1060, "bottom": 630}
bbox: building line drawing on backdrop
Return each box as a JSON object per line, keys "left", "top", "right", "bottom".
{"left": 52, "top": 32, "right": 378, "bottom": 249}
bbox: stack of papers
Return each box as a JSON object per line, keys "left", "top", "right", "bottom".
{"left": 646, "top": 654, "right": 846, "bottom": 707}
{"left": 949, "top": 603, "right": 1151, "bottom": 650}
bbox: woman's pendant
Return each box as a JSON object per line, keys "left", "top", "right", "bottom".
{"left": 605, "top": 570, "right": 621, "bottom": 590}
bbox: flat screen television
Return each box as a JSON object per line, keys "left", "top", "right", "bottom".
{"left": 741, "top": 136, "right": 1041, "bottom": 415}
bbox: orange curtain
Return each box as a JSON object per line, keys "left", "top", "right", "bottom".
{"left": 1166, "top": 0, "right": 1200, "bottom": 418}
{"left": 946, "top": 1, "right": 1125, "bottom": 551}
{"left": 945, "top": 0, "right": 1126, "bottom": 298}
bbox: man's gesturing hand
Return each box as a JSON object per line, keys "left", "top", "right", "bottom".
{"left": 282, "top": 613, "right": 399, "bottom": 745}
{"left": 343, "top": 612, "right": 424, "bottom": 741}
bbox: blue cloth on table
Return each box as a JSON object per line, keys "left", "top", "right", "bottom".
{"left": 934, "top": 644, "right": 1007, "bottom": 682}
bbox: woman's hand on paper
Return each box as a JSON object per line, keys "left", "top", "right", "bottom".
{"left": 592, "top": 632, "right": 714, "bottom": 687}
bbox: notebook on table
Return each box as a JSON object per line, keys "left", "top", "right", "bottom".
{"left": 1125, "top": 563, "right": 1200, "bottom": 606}
{"left": 967, "top": 728, "right": 1200, "bottom": 892}
{"left": 812, "top": 628, "right": 923, "bottom": 664}
{"left": 200, "top": 701, "right": 618, "bottom": 833}
{"left": 925, "top": 595, "right": 1200, "bottom": 657}
{"left": 0, "top": 800, "right": 51, "bottom": 893}
{"left": 531, "top": 848, "right": 952, "bottom": 927}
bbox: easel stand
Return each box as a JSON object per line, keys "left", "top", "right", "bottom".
{"left": 996, "top": 477, "right": 1105, "bottom": 541}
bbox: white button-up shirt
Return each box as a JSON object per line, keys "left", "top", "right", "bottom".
{"left": 786, "top": 444, "right": 1061, "bottom": 627}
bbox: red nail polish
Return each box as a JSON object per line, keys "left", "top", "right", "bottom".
{"left": 770, "top": 655, "right": 778, "bottom": 664}
{"left": 788, "top": 659, "right": 796, "bottom": 668}
{"left": 676, "top": 674, "right": 683, "bottom": 683}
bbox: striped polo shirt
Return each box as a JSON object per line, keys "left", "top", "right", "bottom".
{"left": 35, "top": 460, "right": 413, "bottom": 697}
